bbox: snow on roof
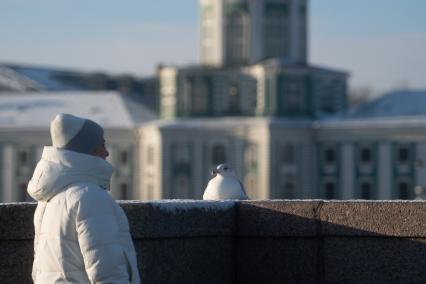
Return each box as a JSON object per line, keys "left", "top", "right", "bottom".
{"left": 348, "top": 90, "right": 426, "bottom": 119}
{"left": 0, "top": 91, "right": 155, "bottom": 129}
{"left": 0, "top": 66, "right": 43, "bottom": 91}
{"left": 5, "top": 64, "right": 86, "bottom": 91}
{"left": 315, "top": 90, "right": 426, "bottom": 129}
{"left": 143, "top": 117, "right": 312, "bottom": 129}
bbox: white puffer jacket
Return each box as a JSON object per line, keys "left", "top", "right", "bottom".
{"left": 28, "top": 147, "right": 140, "bottom": 284}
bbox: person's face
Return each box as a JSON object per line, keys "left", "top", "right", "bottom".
{"left": 92, "top": 139, "right": 109, "bottom": 160}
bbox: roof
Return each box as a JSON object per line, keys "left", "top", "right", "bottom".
{"left": 2, "top": 63, "right": 88, "bottom": 91}
{"left": 0, "top": 66, "right": 44, "bottom": 92}
{"left": 143, "top": 116, "right": 312, "bottom": 130}
{"left": 316, "top": 90, "right": 426, "bottom": 129}
{"left": 347, "top": 90, "right": 426, "bottom": 119}
{"left": 0, "top": 91, "right": 157, "bottom": 129}
{"left": 158, "top": 58, "right": 349, "bottom": 76}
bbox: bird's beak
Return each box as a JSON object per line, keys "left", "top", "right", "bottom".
{"left": 211, "top": 169, "right": 218, "bottom": 177}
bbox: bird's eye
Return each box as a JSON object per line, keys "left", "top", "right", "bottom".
{"left": 224, "top": 167, "right": 228, "bottom": 170}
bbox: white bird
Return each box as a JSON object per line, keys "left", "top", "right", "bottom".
{"left": 203, "top": 164, "right": 249, "bottom": 200}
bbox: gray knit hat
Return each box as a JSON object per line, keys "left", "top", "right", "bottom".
{"left": 50, "top": 113, "right": 104, "bottom": 155}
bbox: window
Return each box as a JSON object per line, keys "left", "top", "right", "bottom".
{"left": 360, "top": 146, "right": 373, "bottom": 164}
{"left": 284, "top": 79, "right": 306, "bottom": 113}
{"left": 398, "top": 182, "right": 409, "bottom": 200}
{"left": 226, "top": 10, "right": 250, "bottom": 64}
{"left": 212, "top": 144, "right": 226, "bottom": 165}
{"left": 120, "top": 150, "right": 128, "bottom": 165}
{"left": 19, "top": 150, "right": 29, "bottom": 166}
{"left": 263, "top": 3, "right": 289, "bottom": 58}
{"left": 324, "top": 148, "right": 336, "bottom": 164}
{"left": 173, "top": 142, "right": 191, "bottom": 165}
{"left": 361, "top": 182, "right": 371, "bottom": 200}
{"left": 397, "top": 147, "right": 410, "bottom": 164}
{"left": 325, "top": 182, "right": 335, "bottom": 199}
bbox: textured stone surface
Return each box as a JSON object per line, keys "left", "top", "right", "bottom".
{"left": 323, "top": 237, "right": 426, "bottom": 284}
{"left": 120, "top": 201, "right": 235, "bottom": 239}
{"left": 320, "top": 201, "right": 426, "bottom": 237}
{"left": 134, "top": 237, "right": 233, "bottom": 284}
{"left": 0, "top": 240, "right": 33, "bottom": 284}
{"left": 3, "top": 201, "right": 426, "bottom": 283}
{"left": 0, "top": 203, "right": 36, "bottom": 240}
{"left": 237, "top": 200, "right": 321, "bottom": 237}
{"left": 235, "top": 238, "right": 319, "bottom": 284}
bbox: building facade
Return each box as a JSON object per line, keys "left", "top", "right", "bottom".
{"left": 199, "top": 0, "right": 307, "bottom": 66}
{"left": 0, "top": 91, "right": 156, "bottom": 203}
{"left": 158, "top": 61, "right": 347, "bottom": 120}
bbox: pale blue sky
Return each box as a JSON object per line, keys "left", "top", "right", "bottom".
{"left": 1, "top": 0, "right": 425, "bottom": 95}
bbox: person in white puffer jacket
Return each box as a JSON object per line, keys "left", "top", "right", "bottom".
{"left": 27, "top": 113, "right": 140, "bottom": 284}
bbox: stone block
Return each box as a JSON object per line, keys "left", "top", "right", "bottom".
{"left": 0, "top": 240, "right": 33, "bottom": 284}
{"left": 237, "top": 200, "right": 321, "bottom": 237}
{"left": 0, "top": 203, "right": 36, "bottom": 240}
{"left": 133, "top": 237, "right": 233, "bottom": 284}
{"left": 235, "top": 238, "right": 319, "bottom": 284}
{"left": 323, "top": 237, "right": 426, "bottom": 283}
{"left": 320, "top": 201, "right": 426, "bottom": 237}
{"left": 120, "top": 201, "right": 235, "bottom": 239}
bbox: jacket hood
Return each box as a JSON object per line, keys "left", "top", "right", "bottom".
{"left": 28, "top": 147, "right": 114, "bottom": 202}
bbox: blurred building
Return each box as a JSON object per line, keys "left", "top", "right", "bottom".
{"left": 199, "top": 0, "right": 307, "bottom": 66}
{"left": 140, "top": 88, "right": 426, "bottom": 200}
{"left": 140, "top": 0, "right": 349, "bottom": 199}
{"left": 0, "top": 91, "right": 156, "bottom": 202}
{"left": 0, "top": 63, "right": 159, "bottom": 112}
{"left": 2, "top": 0, "right": 425, "bottom": 201}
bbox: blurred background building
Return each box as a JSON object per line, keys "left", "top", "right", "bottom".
{"left": 1, "top": 0, "right": 426, "bottom": 202}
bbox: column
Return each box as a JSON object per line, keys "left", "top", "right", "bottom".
{"left": 341, "top": 143, "right": 355, "bottom": 199}
{"left": 378, "top": 143, "right": 392, "bottom": 199}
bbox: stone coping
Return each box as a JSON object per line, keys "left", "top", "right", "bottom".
{"left": 1, "top": 200, "right": 426, "bottom": 240}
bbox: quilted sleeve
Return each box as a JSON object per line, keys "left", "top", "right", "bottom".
{"left": 71, "top": 185, "right": 131, "bottom": 284}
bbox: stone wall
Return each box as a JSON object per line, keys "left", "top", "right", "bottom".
{"left": 1, "top": 200, "right": 426, "bottom": 283}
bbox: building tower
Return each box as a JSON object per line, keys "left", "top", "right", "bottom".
{"left": 199, "top": 0, "right": 308, "bottom": 67}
